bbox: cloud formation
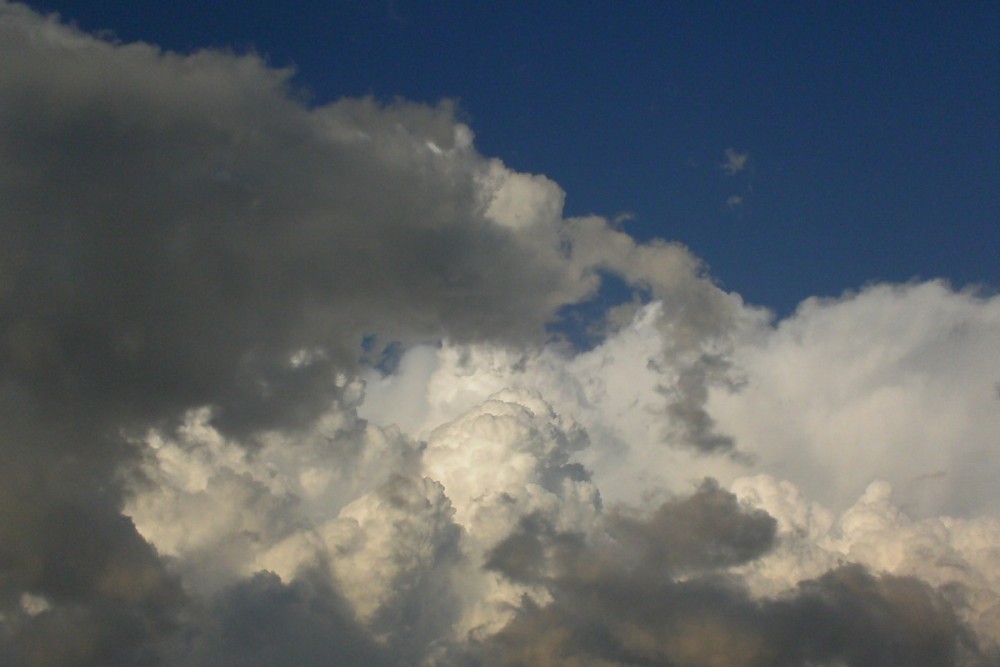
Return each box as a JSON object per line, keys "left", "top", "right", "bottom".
{"left": 478, "top": 487, "right": 986, "bottom": 667}
{"left": 1, "top": 3, "right": 999, "bottom": 665}
{"left": 722, "top": 147, "right": 749, "bottom": 175}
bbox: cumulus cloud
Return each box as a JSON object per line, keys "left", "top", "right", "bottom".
{"left": 476, "top": 481, "right": 991, "bottom": 667}
{"left": 709, "top": 281, "right": 1000, "bottom": 517}
{"left": 732, "top": 474, "right": 1000, "bottom": 648}
{"left": 2, "top": 3, "right": 1000, "bottom": 665}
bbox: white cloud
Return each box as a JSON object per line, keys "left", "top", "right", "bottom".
{"left": 709, "top": 281, "right": 1000, "bottom": 518}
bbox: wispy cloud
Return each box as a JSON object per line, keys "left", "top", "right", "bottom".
{"left": 722, "top": 147, "right": 750, "bottom": 175}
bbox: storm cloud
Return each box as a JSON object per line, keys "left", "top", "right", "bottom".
{"left": 479, "top": 490, "right": 987, "bottom": 666}
{"left": 2, "top": 3, "right": 999, "bottom": 666}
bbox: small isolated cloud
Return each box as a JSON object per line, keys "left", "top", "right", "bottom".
{"left": 722, "top": 147, "right": 749, "bottom": 175}
{"left": 726, "top": 194, "right": 744, "bottom": 208}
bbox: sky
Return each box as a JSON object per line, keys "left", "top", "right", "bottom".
{"left": 1, "top": 2, "right": 1000, "bottom": 666}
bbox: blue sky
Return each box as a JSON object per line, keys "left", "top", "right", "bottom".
{"left": 30, "top": 0, "right": 998, "bottom": 315}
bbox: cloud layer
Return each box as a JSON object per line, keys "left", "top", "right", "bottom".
{"left": 2, "top": 4, "right": 999, "bottom": 665}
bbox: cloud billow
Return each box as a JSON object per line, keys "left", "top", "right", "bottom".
{"left": 2, "top": 3, "right": 1000, "bottom": 665}
{"left": 478, "top": 484, "right": 988, "bottom": 666}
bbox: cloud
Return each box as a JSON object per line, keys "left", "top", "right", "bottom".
{"left": 709, "top": 281, "right": 1000, "bottom": 517}
{"left": 722, "top": 147, "right": 749, "bottom": 175}
{"left": 162, "top": 571, "right": 394, "bottom": 667}
{"left": 605, "top": 478, "right": 777, "bottom": 573}
{"left": 732, "top": 474, "right": 1000, "bottom": 648}
{"left": 476, "top": 481, "right": 992, "bottom": 667}
{"left": 1, "top": 3, "right": 999, "bottom": 665}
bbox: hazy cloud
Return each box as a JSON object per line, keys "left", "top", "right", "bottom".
{"left": 722, "top": 147, "right": 749, "bottom": 175}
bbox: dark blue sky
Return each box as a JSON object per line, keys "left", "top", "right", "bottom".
{"left": 30, "top": 0, "right": 998, "bottom": 315}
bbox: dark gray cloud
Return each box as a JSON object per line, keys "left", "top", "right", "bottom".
{"left": 486, "top": 479, "right": 776, "bottom": 587}
{"left": 482, "top": 566, "right": 993, "bottom": 667}
{"left": 0, "top": 3, "right": 590, "bottom": 436}
{"left": 0, "top": 397, "right": 185, "bottom": 667}
{"left": 479, "top": 481, "right": 995, "bottom": 667}
{"left": 606, "top": 478, "right": 776, "bottom": 571}
{"left": 161, "top": 572, "right": 393, "bottom": 667}
{"left": 0, "top": 3, "right": 592, "bottom": 662}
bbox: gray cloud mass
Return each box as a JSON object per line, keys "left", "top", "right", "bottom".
{"left": 480, "top": 483, "right": 991, "bottom": 666}
{"left": 1, "top": 3, "right": 999, "bottom": 666}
